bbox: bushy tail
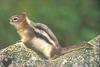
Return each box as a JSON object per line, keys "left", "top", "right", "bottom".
{"left": 60, "top": 42, "right": 92, "bottom": 55}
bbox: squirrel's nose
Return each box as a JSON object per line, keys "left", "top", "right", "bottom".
{"left": 9, "top": 18, "right": 12, "bottom": 22}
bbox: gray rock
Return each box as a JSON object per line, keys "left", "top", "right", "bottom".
{"left": 0, "top": 35, "right": 100, "bottom": 67}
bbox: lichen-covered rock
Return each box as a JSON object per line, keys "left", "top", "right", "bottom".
{"left": 0, "top": 35, "right": 100, "bottom": 67}
{"left": 0, "top": 42, "right": 41, "bottom": 67}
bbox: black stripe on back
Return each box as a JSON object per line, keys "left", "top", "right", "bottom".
{"left": 33, "top": 29, "right": 53, "bottom": 45}
{"left": 35, "top": 26, "right": 55, "bottom": 42}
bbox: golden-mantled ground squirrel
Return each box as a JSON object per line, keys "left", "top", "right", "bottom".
{"left": 9, "top": 12, "right": 91, "bottom": 59}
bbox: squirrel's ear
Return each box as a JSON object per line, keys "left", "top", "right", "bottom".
{"left": 21, "top": 12, "right": 27, "bottom": 16}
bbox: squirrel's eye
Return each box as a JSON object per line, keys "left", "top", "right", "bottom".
{"left": 13, "top": 17, "right": 19, "bottom": 22}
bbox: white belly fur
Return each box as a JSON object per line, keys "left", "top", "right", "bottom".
{"left": 31, "top": 37, "right": 53, "bottom": 58}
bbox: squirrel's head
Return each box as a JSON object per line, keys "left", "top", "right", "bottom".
{"left": 9, "top": 12, "right": 27, "bottom": 28}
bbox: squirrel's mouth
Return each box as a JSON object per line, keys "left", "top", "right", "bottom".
{"left": 9, "top": 19, "right": 13, "bottom": 25}
{"left": 9, "top": 21, "right": 13, "bottom": 25}
{"left": 9, "top": 19, "right": 16, "bottom": 26}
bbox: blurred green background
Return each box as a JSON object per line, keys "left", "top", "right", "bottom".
{"left": 0, "top": 0, "right": 100, "bottom": 49}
